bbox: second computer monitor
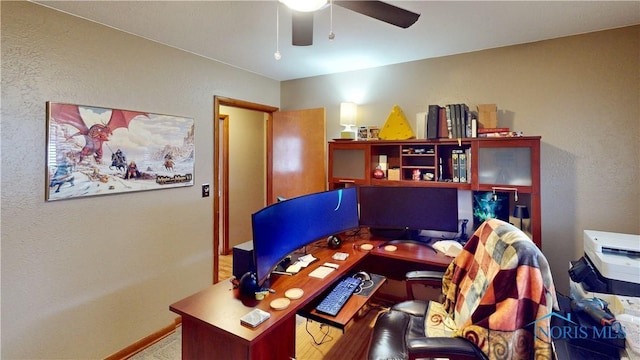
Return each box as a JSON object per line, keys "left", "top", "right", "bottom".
{"left": 358, "top": 186, "right": 459, "bottom": 236}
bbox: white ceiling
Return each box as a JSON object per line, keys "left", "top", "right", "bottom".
{"left": 35, "top": 1, "right": 640, "bottom": 81}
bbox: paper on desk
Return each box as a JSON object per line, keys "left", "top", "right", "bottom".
{"left": 308, "top": 266, "right": 335, "bottom": 279}
{"left": 240, "top": 308, "right": 271, "bottom": 328}
{"left": 615, "top": 295, "right": 640, "bottom": 317}
{"left": 432, "top": 240, "right": 463, "bottom": 257}
{"left": 286, "top": 263, "right": 302, "bottom": 274}
{"left": 297, "top": 254, "right": 317, "bottom": 267}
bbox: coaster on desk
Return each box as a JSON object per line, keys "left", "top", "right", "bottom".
{"left": 360, "top": 243, "right": 374, "bottom": 251}
{"left": 285, "top": 288, "right": 304, "bottom": 300}
{"left": 270, "top": 297, "right": 291, "bottom": 310}
{"left": 384, "top": 245, "right": 398, "bottom": 252}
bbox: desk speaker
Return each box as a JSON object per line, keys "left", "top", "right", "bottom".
{"left": 327, "top": 235, "right": 342, "bottom": 249}
{"left": 232, "top": 240, "right": 254, "bottom": 280}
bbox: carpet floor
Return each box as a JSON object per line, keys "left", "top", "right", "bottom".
{"left": 128, "top": 326, "right": 181, "bottom": 360}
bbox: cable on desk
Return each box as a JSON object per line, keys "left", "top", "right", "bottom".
{"left": 305, "top": 319, "right": 333, "bottom": 345}
{"left": 343, "top": 227, "right": 363, "bottom": 240}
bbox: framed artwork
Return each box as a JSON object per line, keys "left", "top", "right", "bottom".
{"left": 472, "top": 191, "right": 509, "bottom": 230}
{"left": 356, "top": 126, "right": 380, "bottom": 140}
{"left": 368, "top": 126, "right": 380, "bottom": 140}
{"left": 46, "top": 102, "right": 195, "bottom": 201}
{"left": 358, "top": 126, "right": 368, "bottom": 141}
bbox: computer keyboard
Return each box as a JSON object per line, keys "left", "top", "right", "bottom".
{"left": 315, "top": 276, "right": 361, "bottom": 316}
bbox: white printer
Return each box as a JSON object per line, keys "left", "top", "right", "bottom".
{"left": 570, "top": 230, "right": 640, "bottom": 297}
{"left": 569, "top": 230, "right": 640, "bottom": 359}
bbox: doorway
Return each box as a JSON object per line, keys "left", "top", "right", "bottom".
{"left": 214, "top": 97, "right": 278, "bottom": 283}
{"left": 213, "top": 97, "right": 327, "bottom": 284}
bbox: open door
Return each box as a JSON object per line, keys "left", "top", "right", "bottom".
{"left": 269, "top": 108, "right": 327, "bottom": 203}
{"left": 214, "top": 97, "right": 326, "bottom": 283}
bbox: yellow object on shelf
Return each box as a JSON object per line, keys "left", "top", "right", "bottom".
{"left": 378, "top": 105, "right": 415, "bottom": 140}
{"left": 387, "top": 168, "right": 400, "bottom": 181}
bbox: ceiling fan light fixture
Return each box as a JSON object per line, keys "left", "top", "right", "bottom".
{"left": 274, "top": 2, "right": 282, "bottom": 60}
{"left": 280, "top": 0, "right": 327, "bottom": 12}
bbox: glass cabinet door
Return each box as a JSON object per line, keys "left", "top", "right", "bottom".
{"left": 477, "top": 147, "right": 532, "bottom": 186}
{"left": 474, "top": 138, "right": 540, "bottom": 189}
{"left": 329, "top": 143, "right": 370, "bottom": 187}
{"left": 473, "top": 138, "right": 541, "bottom": 247}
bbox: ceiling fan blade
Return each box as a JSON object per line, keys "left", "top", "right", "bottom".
{"left": 334, "top": 1, "right": 420, "bottom": 28}
{"left": 292, "top": 11, "right": 314, "bottom": 46}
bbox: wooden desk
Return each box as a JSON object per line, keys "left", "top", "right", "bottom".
{"left": 361, "top": 240, "right": 454, "bottom": 284}
{"left": 169, "top": 239, "right": 453, "bottom": 360}
{"left": 369, "top": 241, "right": 452, "bottom": 268}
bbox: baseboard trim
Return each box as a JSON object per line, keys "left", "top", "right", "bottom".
{"left": 105, "top": 317, "right": 182, "bottom": 360}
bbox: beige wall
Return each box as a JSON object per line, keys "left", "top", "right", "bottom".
{"left": 2, "top": 1, "right": 639, "bottom": 358}
{"left": 221, "top": 106, "right": 267, "bottom": 250}
{"left": 281, "top": 25, "right": 640, "bottom": 295}
{"left": 1, "top": 2, "right": 279, "bottom": 358}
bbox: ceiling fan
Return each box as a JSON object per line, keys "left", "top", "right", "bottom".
{"left": 280, "top": 0, "right": 420, "bottom": 46}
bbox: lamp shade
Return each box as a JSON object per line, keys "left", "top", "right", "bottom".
{"left": 340, "top": 102, "right": 357, "bottom": 127}
{"left": 513, "top": 205, "right": 530, "bottom": 219}
{"left": 280, "top": 0, "right": 327, "bottom": 12}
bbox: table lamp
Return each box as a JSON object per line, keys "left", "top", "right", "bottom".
{"left": 513, "top": 205, "right": 530, "bottom": 231}
{"left": 340, "top": 102, "right": 357, "bottom": 139}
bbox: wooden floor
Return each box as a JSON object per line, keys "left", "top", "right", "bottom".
{"left": 218, "top": 253, "right": 233, "bottom": 280}
{"left": 216, "top": 253, "right": 380, "bottom": 360}
{"left": 294, "top": 306, "right": 380, "bottom": 360}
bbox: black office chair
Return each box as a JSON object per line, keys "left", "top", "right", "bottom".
{"left": 367, "top": 219, "right": 557, "bottom": 360}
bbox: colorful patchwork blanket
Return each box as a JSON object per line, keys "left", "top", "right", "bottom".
{"left": 426, "top": 218, "right": 557, "bottom": 360}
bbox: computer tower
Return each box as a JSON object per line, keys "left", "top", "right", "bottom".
{"left": 232, "top": 240, "right": 254, "bottom": 279}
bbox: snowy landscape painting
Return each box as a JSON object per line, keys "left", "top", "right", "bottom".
{"left": 46, "top": 102, "right": 195, "bottom": 201}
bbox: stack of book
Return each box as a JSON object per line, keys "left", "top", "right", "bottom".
{"left": 451, "top": 148, "right": 471, "bottom": 183}
{"left": 420, "top": 104, "right": 479, "bottom": 139}
{"left": 477, "top": 128, "right": 523, "bottom": 138}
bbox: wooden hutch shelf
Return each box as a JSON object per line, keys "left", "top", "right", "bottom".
{"left": 328, "top": 137, "right": 542, "bottom": 247}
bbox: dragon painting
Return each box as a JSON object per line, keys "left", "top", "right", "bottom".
{"left": 50, "top": 103, "right": 148, "bottom": 163}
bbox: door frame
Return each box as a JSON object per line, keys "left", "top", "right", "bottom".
{"left": 213, "top": 96, "right": 279, "bottom": 284}
{"left": 219, "top": 114, "right": 229, "bottom": 265}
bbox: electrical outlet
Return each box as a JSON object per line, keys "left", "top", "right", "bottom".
{"left": 202, "top": 184, "right": 210, "bottom": 197}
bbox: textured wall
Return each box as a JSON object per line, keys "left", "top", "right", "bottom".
{"left": 2, "top": 2, "right": 639, "bottom": 358}
{"left": 281, "top": 26, "right": 640, "bottom": 295}
{"left": 1, "top": 2, "right": 279, "bottom": 358}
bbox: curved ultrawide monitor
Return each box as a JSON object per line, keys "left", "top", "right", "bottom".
{"left": 251, "top": 187, "right": 359, "bottom": 287}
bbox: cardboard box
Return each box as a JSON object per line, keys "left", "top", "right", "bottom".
{"left": 387, "top": 168, "right": 400, "bottom": 181}
{"left": 477, "top": 104, "right": 497, "bottom": 129}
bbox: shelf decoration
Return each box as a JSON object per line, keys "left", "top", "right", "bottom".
{"left": 46, "top": 102, "right": 194, "bottom": 201}
{"left": 378, "top": 105, "right": 415, "bottom": 140}
{"left": 477, "top": 104, "right": 497, "bottom": 128}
